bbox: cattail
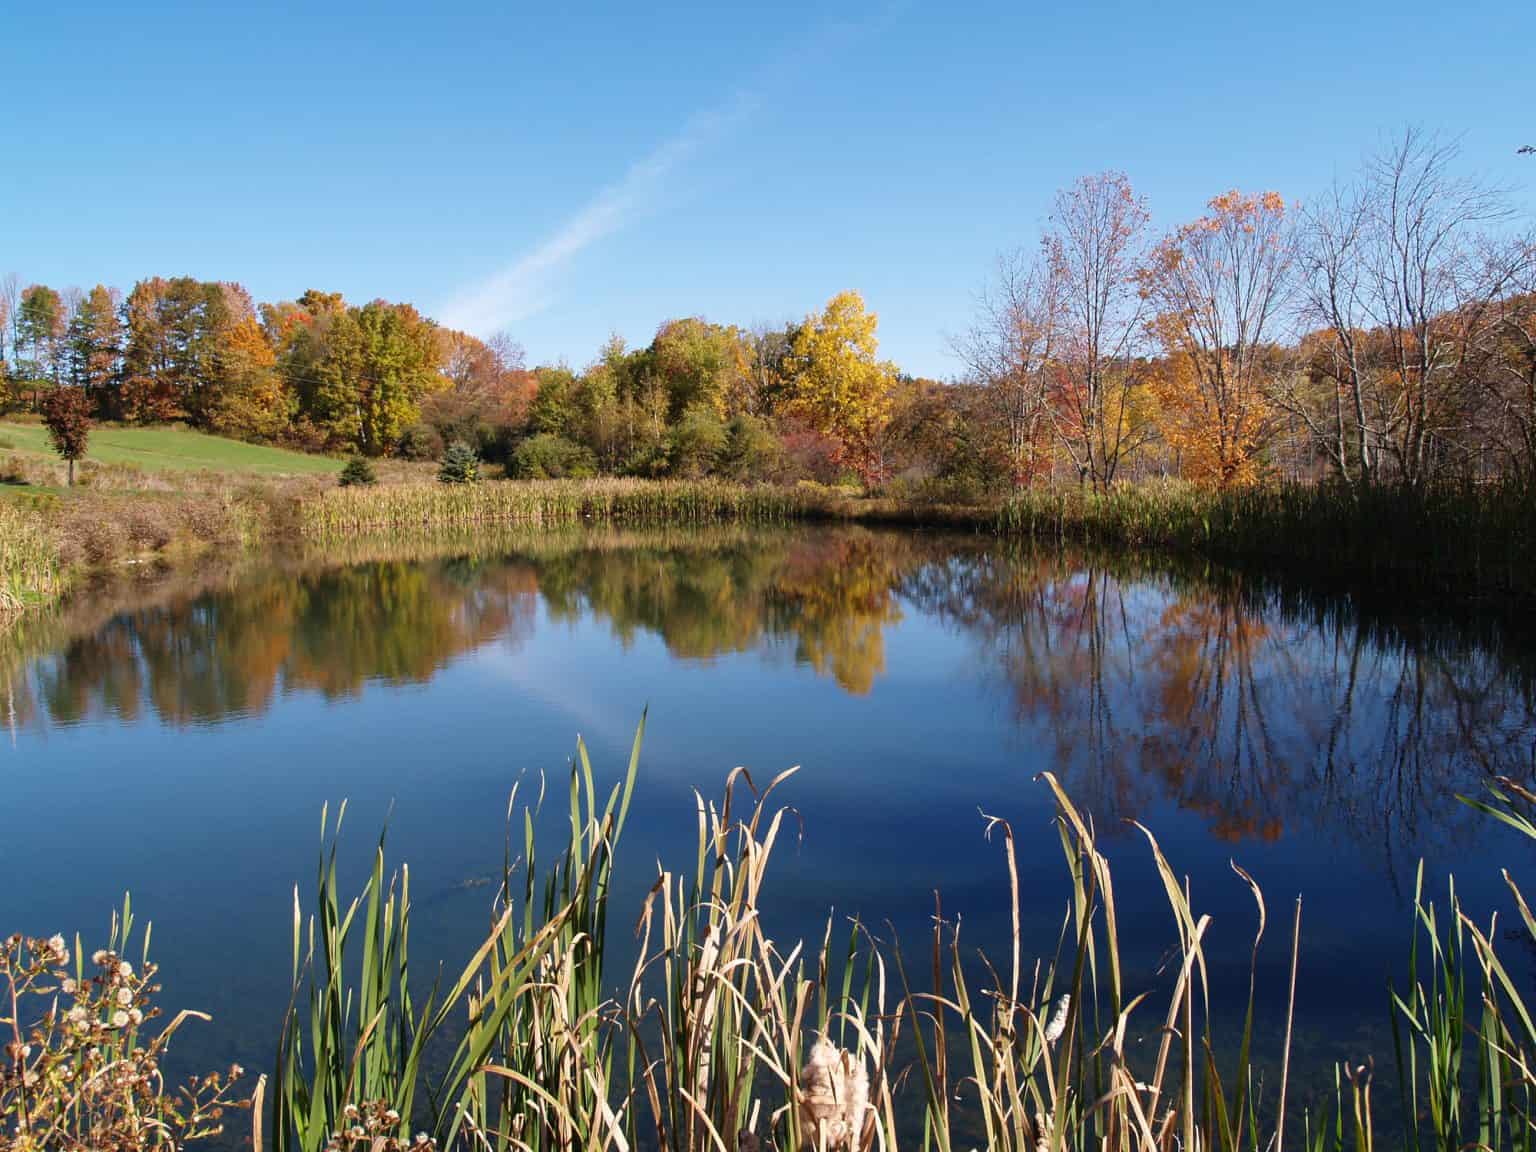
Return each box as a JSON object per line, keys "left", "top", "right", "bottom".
{"left": 1043, "top": 994, "right": 1071, "bottom": 1045}
{"left": 798, "top": 1036, "right": 872, "bottom": 1151}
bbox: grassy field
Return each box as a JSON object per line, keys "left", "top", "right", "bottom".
{"left": 0, "top": 420, "right": 342, "bottom": 475}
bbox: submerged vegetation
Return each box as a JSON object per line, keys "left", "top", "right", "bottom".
{"left": 9, "top": 729, "right": 1536, "bottom": 1151}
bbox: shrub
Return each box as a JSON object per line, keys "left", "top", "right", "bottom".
{"left": 395, "top": 422, "right": 443, "bottom": 462}
{"left": 438, "top": 440, "right": 480, "bottom": 484}
{"left": 0, "top": 913, "right": 248, "bottom": 1150}
{"left": 777, "top": 418, "right": 846, "bottom": 485}
{"left": 666, "top": 405, "right": 728, "bottom": 479}
{"left": 338, "top": 455, "right": 378, "bottom": 487}
{"left": 510, "top": 433, "right": 596, "bottom": 480}
{"left": 721, "top": 413, "right": 782, "bottom": 481}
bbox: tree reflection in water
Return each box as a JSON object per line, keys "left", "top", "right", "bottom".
{"left": 4, "top": 527, "right": 1532, "bottom": 864}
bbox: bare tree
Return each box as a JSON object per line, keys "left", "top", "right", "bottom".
{"left": 953, "top": 245, "right": 1063, "bottom": 485}
{"left": 1475, "top": 262, "right": 1536, "bottom": 482}
{"left": 1045, "top": 172, "right": 1155, "bottom": 488}
{"left": 1361, "top": 129, "right": 1523, "bottom": 484}
{"left": 1292, "top": 129, "right": 1532, "bottom": 485}
{"left": 1293, "top": 179, "right": 1376, "bottom": 483}
{"left": 0, "top": 273, "right": 19, "bottom": 376}
{"left": 743, "top": 322, "right": 790, "bottom": 417}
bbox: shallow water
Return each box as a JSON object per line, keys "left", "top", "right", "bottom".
{"left": 3, "top": 524, "right": 1534, "bottom": 1122}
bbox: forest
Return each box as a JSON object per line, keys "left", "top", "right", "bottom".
{"left": 4, "top": 128, "right": 1532, "bottom": 497}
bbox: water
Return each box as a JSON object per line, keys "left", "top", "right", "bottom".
{"left": 3, "top": 524, "right": 1534, "bottom": 1120}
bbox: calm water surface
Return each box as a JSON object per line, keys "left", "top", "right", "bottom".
{"left": 3, "top": 525, "right": 1534, "bottom": 1109}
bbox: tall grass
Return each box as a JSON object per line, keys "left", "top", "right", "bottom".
{"left": 0, "top": 500, "right": 62, "bottom": 622}
{"left": 999, "top": 478, "right": 1536, "bottom": 593}
{"left": 299, "top": 480, "right": 825, "bottom": 538}
{"left": 258, "top": 726, "right": 1397, "bottom": 1152}
{"left": 10, "top": 723, "right": 1535, "bottom": 1149}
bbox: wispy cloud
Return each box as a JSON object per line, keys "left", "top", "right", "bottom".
{"left": 437, "top": 92, "right": 756, "bottom": 336}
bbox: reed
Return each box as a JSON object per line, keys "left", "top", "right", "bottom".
{"left": 298, "top": 480, "right": 826, "bottom": 539}
{"left": 255, "top": 725, "right": 1400, "bottom": 1152}
{"left": 15, "top": 726, "right": 1536, "bottom": 1151}
{"left": 998, "top": 478, "right": 1536, "bottom": 594}
{"left": 0, "top": 501, "right": 62, "bottom": 623}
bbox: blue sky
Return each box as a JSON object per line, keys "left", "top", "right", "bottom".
{"left": 4, "top": 0, "right": 1533, "bottom": 378}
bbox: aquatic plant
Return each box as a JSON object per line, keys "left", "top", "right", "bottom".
{"left": 14, "top": 728, "right": 1536, "bottom": 1151}
{"left": 998, "top": 477, "right": 1536, "bottom": 593}
{"left": 258, "top": 726, "right": 1329, "bottom": 1152}
{"left": 299, "top": 478, "right": 822, "bottom": 537}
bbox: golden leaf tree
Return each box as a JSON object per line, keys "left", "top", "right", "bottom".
{"left": 1143, "top": 190, "right": 1293, "bottom": 486}
{"left": 780, "top": 291, "right": 896, "bottom": 484}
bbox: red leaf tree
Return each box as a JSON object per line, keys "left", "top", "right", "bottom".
{"left": 42, "top": 385, "right": 93, "bottom": 485}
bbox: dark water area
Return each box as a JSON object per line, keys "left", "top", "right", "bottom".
{"left": 3, "top": 525, "right": 1534, "bottom": 1130}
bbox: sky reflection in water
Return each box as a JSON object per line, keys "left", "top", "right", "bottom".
{"left": 3, "top": 526, "right": 1534, "bottom": 1109}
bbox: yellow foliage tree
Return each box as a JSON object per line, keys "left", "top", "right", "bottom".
{"left": 780, "top": 291, "right": 896, "bottom": 483}
{"left": 1143, "top": 191, "right": 1292, "bottom": 486}
{"left": 211, "top": 316, "right": 289, "bottom": 441}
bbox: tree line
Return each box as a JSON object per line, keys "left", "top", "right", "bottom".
{"left": 3, "top": 128, "right": 1532, "bottom": 492}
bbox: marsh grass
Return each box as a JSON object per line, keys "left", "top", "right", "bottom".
{"left": 12, "top": 724, "right": 1536, "bottom": 1151}
{"left": 298, "top": 479, "right": 824, "bottom": 538}
{"left": 0, "top": 501, "right": 61, "bottom": 622}
{"left": 261, "top": 726, "right": 1469, "bottom": 1152}
{"left": 999, "top": 478, "right": 1536, "bottom": 594}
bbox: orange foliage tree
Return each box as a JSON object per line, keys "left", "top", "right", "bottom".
{"left": 1143, "top": 191, "right": 1293, "bottom": 486}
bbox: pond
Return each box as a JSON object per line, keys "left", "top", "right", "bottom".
{"left": 3, "top": 524, "right": 1534, "bottom": 1123}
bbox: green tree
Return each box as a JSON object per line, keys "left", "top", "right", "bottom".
{"left": 65, "top": 284, "right": 123, "bottom": 410}
{"left": 17, "top": 284, "right": 65, "bottom": 400}
{"left": 338, "top": 455, "right": 378, "bottom": 486}
{"left": 528, "top": 365, "right": 579, "bottom": 439}
{"left": 667, "top": 404, "right": 728, "bottom": 477}
{"left": 276, "top": 294, "right": 443, "bottom": 453}
{"left": 438, "top": 440, "right": 479, "bottom": 483}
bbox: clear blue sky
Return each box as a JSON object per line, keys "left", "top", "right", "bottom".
{"left": 4, "top": 0, "right": 1533, "bottom": 378}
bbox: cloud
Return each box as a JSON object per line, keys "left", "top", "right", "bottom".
{"left": 436, "top": 92, "right": 756, "bottom": 336}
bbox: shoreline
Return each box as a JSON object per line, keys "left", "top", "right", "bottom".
{"left": 5, "top": 474, "right": 1533, "bottom": 632}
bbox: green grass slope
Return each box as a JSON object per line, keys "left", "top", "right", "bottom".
{"left": 0, "top": 420, "right": 342, "bottom": 475}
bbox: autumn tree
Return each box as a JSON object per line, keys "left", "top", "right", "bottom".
{"left": 645, "top": 317, "right": 750, "bottom": 420}
{"left": 1477, "top": 288, "right": 1536, "bottom": 483}
{"left": 42, "top": 385, "right": 92, "bottom": 485}
{"left": 1143, "top": 190, "right": 1294, "bottom": 486}
{"left": 742, "top": 323, "right": 790, "bottom": 416}
{"left": 118, "top": 277, "right": 256, "bottom": 425}
{"left": 779, "top": 291, "right": 896, "bottom": 484}
{"left": 1046, "top": 172, "right": 1156, "bottom": 489}
{"left": 423, "top": 329, "right": 531, "bottom": 460}
{"left": 210, "top": 316, "right": 288, "bottom": 440}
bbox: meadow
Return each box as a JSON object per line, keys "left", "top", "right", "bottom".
{"left": 0, "top": 418, "right": 343, "bottom": 476}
